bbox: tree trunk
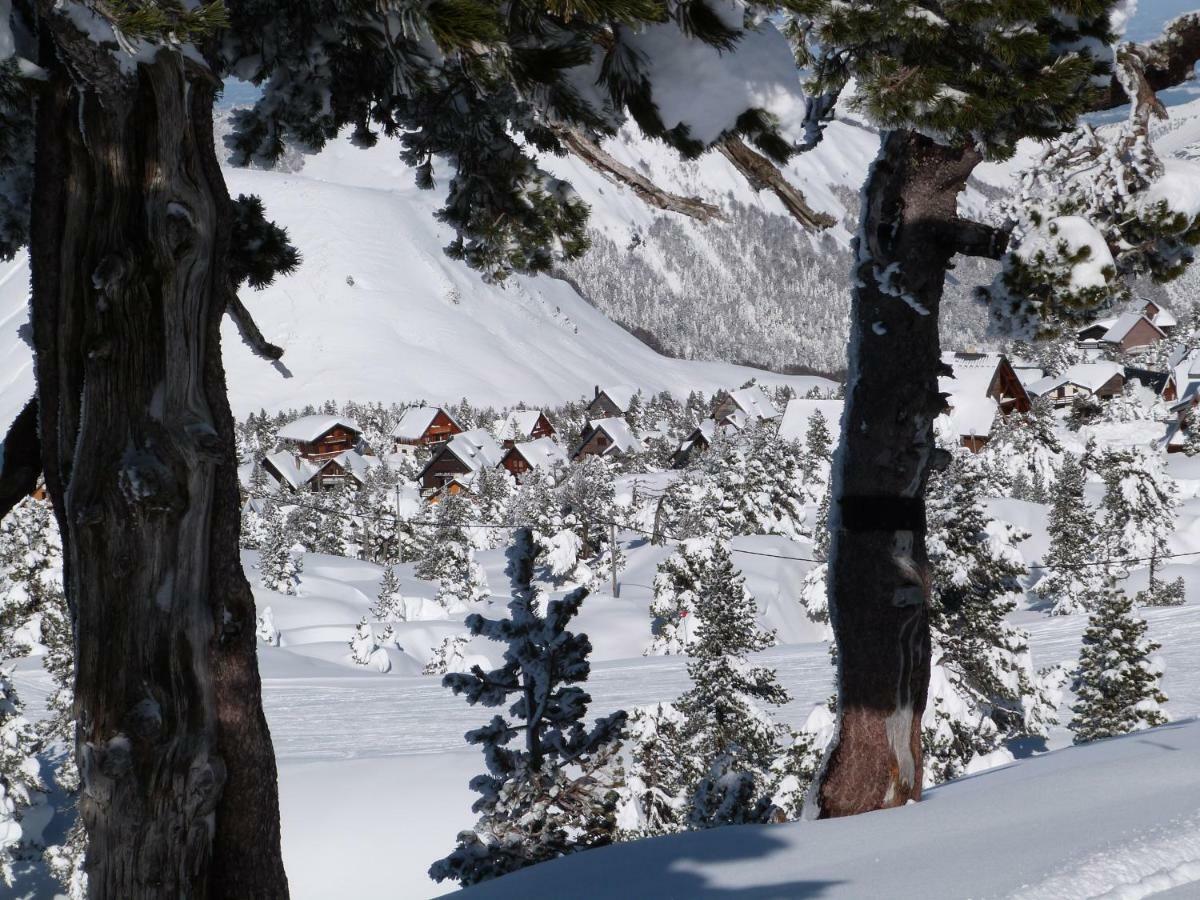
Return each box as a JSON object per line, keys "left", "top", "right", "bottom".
{"left": 28, "top": 28, "right": 288, "bottom": 899}
{"left": 812, "top": 131, "right": 980, "bottom": 819}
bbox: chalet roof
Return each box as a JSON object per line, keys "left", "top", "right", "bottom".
{"left": 498, "top": 410, "right": 550, "bottom": 442}
{"left": 316, "top": 450, "right": 376, "bottom": 483}
{"left": 778, "top": 399, "right": 843, "bottom": 443}
{"left": 276, "top": 415, "right": 361, "bottom": 443}
{"left": 1077, "top": 316, "right": 1118, "bottom": 337}
{"left": 443, "top": 429, "right": 505, "bottom": 474}
{"left": 593, "top": 385, "right": 637, "bottom": 413}
{"left": 262, "top": 451, "right": 318, "bottom": 491}
{"left": 727, "top": 387, "right": 780, "bottom": 421}
{"left": 1152, "top": 307, "right": 1178, "bottom": 329}
{"left": 588, "top": 417, "right": 643, "bottom": 455}
{"left": 1102, "top": 312, "right": 1163, "bottom": 344}
{"left": 392, "top": 406, "right": 459, "bottom": 440}
{"left": 1028, "top": 361, "right": 1124, "bottom": 396}
{"left": 507, "top": 437, "right": 569, "bottom": 472}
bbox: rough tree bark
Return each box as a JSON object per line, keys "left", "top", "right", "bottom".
{"left": 813, "top": 131, "right": 980, "bottom": 818}
{"left": 28, "top": 21, "right": 287, "bottom": 899}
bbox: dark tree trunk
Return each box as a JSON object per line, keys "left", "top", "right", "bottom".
{"left": 29, "top": 25, "right": 288, "bottom": 899}
{"left": 813, "top": 131, "right": 980, "bottom": 818}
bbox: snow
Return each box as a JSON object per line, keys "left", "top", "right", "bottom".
{"left": 1016, "top": 215, "right": 1115, "bottom": 291}
{"left": 726, "top": 386, "right": 780, "bottom": 421}
{"left": 778, "top": 398, "right": 843, "bottom": 443}
{"left": 587, "top": 417, "right": 643, "bottom": 456}
{"left": 1030, "top": 361, "right": 1124, "bottom": 397}
{"left": 261, "top": 451, "right": 317, "bottom": 491}
{"left": 1138, "top": 158, "right": 1200, "bottom": 221}
{"left": 496, "top": 410, "right": 547, "bottom": 443}
{"left": 506, "top": 436, "right": 567, "bottom": 472}
{"left": 275, "top": 414, "right": 360, "bottom": 443}
{"left": 938, "top": 353, "right": 1006, "bottom": 440}
{"left": 433, "top": 429, "right": 504, "bottom": 476}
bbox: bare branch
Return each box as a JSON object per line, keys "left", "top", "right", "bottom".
{"left": 556, "top": 128, "right": 724, "bottom": 223}
{"left": 1094, "top": 13, "right": 1200, "bottom": 111}
{"left": 950, "top": 218, "right": 1011, "bottom": 260}
{"left": 0, "top": 397, "right": 41, "bottom": 521}
{"left": 225, "top": 290, "right": 284, "bottom": 362}
{"left": 717, "top": 136, "right": 837, "bottom": 231}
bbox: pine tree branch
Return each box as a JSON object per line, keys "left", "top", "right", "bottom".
{"left": 1094, "top": 14, "right": 1200, "bottom": 111}
{"left": 0, "top": 397, "right": 41, "bottom": 521}
{"left": 950, "top": 218, "right": 1011, "bottom": 260}
{"left": 225, "top": 290, "right": 284, "bottom": 362}
{"left": 556, "top": 128, "right": 724, "bottom": 222}
{"left": 717, "top": 136, "right": 837, "bottom": 232}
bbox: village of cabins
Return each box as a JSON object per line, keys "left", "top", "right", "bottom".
{"left": 247, "top": 298, "right": 1200, "bottom": 500}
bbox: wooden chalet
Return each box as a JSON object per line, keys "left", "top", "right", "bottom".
{"left": 671, "top": 420, "right": 717, "bottom": 468}
{"left": 392, "top": 406, "right": 463, "bottom": 452}
{"left": 1027, "top": 362, "right": 1125, "bottom": 409}
{"left": 500, "top": 437, "right": 569, "bottom": 483}
{"left": 586, "top": 385, "right": 636, "bottom": 420}
{"left": 276, "top": 415, "right": 366, "bottom": 462}
{"left": 1077, "top": 300, "right": 1175, "bottom": 353}
{"left": 418, "top": 429, "right": 505, "bottom": 496}
{"left": 497, "top": 410, "right": 556, "bottom": 448}
{"left": 573, "top": 417, "right": 643, "bottom": 461}
{"left": 260, "top": 449, "right": 374, "bottom": 493}
{"left": 937, "top": 352, "right": 1032, "bottom": 451}
{"left": 711, "top": 386, "right": 780, "bottom": 430}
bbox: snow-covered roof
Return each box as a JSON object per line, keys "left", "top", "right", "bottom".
{"left": 593, "top": 385, "right": 637, "bottom": 413}
{"left": 589, "top": 417, "right": 643, "bottom": 455}
{"left": 1078, "top": 316, "right": 1117, "bottom": 337}
{"left": 508, "top": 436, "right": 569, "bottom": 471}
{"left": 262, "top": 451, "right": 318, "bottom": 491}
{"left": 778, "top": 398, "right": 843, "bottom": 443}
{"left": 497, "top": 409, "right": 549, "bottom": 442}
{"left": 1101, "top": 312, "right": 1163, "bottom": 344}
{"left": 728, "top": 387, "right": 780, "bottom": 421}
{"left": 443, "top": 428, "right": 505, "bottom": 474}
{"left": 1151, "top": 305, "right": 1177, "bottom": 329}
{"left": 392, "top": 406, "right": 458, "bottom": 440}
{"left": 1029, "top": 361, "right": 1124, "bottom": 396}
{"left": 319, "top": 450, "right": 376, "bottom": 483}
{"left": 276, "top": 415, "right": 360, "bottom": 443}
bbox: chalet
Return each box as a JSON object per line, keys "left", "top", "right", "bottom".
{"left": 1161, "top": 346, "right": 1200, "bottom": 402}
{"left": 1027, "top": 362, "right": 1125, "bottom": 408}
{"left": 276, "top": 415, "right": 366, "bottom": 461}
{"left": 260, "top": 449, "right": 374, "bottom": 493}
{"left": 500, "top": 437, "right": 569, "bottom": 483}
{"left": 573, "top": 417, "right": 643, "bottom": 461}
{"left": 497, "top": 409, "right": 557, "bottom": 448}
{"left": 712, "top": 386, "right": 780, "bottom": 430}
{"left": 392, "top": 406, "right": 463, "bottom": 453}
{"left": 586, "top": 385, "right": 637, "bottom": 420}
{"left": 418, "top": 429, "right": 504, "bottom": 496}
{"left": 671, "top": 420, "right": 718, "bottom": 468}
{"left": 1076, "top": 300, "right": 1175, "bottom": 353}
{"left": 937, "top": 352, "right": 1032, "bottom": 451}
{"left": 778, "top": 398, "right": 844, "bottom": 444}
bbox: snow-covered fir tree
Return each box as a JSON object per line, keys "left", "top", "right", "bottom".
{"left": 0, "top": 668, "right": 46, "bottom": 888}
{"left": 431, "top": 529, "right": 626, "bottom": 887}
{"left": 416, "top": 495, "right": 490, "bottom": 614}
{"left": 644, "top": 540, "right": 710, "bottom": 656}
{"left": 423, "top": 635, "right": 472, "bottom": 676}
{"left": 924, "top": 460, "right": 1057, "bottom": 782}
{"left": 614, "top": 704, "right": 687, "bottom": 838}
{"left": 258, "top": 501, "right": 303, "bottom": 595}
{"left": 800, "top": 409, "right": 833, "bottom": 498}
{"left": 1035, "top": 454, "right": 1102, "bottom": 615}
{"left": 371, "top": 564, "right": 405, "bottom": 621}
{"left": 674, "top": 541, "right": 788, "bottom": 828}
{"left": 349, "top": 617, "right": 392, "bottom": 673}
{"left": 1070, "top": 576, "right": 1168, "bottom": 744}
{"left": 1097, "top": 447, "right": 1178, "bottom": 575}
{"left": 255, "top": 606, "right": 281, "bottom": 647}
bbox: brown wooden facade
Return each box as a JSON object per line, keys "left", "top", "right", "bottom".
{"left": 586, "top": 390, "right": 626, "bottom": 420}
{"left": 574, "top": 426, "right": 617, "bottom": 460}
{"left": 502, "top": 413, "right": 557, "bottom": 449}
{"left": 419, "top": 445, "right": 473, "bottom": 493}
{"left": 289, "top": 425, "right": 361, "bottom": 462}
{"left": 975, "top": 356, "right": 1031, "bottom": 414}
{"left": 397, "top": 409, "right": 462, "bottom": 449}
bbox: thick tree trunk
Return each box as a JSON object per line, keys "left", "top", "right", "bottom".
{"left": 812, "top": 131, "right": 980, "bottom": 818}
{"left": 28, "top": 28, "right": 288, "bottom": 899}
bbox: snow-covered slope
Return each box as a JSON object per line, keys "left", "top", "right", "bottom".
{"left": 459, "top": 719, "right": 1200, "bottom": 899}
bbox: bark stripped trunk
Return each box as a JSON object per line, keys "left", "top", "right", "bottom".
{"left": 29, "top": 27, "right": 287, "bottom": 899}
{"left": 813, "top": 131, "right": 980, "bottom": 818}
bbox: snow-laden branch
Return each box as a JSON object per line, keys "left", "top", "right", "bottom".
{"left": 225, "top": 291, "right": 284, "bottom": 362}
{"left": 555, "top": 127, "right": 724, "bottom": 223}
{"left": 1095, "top": 13, "right": 1200, "bottom": 112}
{"left": 717, "top": 136, "right": 836, "bottom": 231}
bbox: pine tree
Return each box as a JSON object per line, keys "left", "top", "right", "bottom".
{"left": 258, "top": 501, "right": 303, "bottom": 595}
{"left": 1070, "top": 576, "right": 1168, "bottom": 744}
{"left": 430, "top": 529, "right": 626, "bottom": 887}
{"left": 645, "top": 541, "right": 710, "bottom": 656}
{"left": 616, "top": 704, "right": 687, "bottom": 838}
{"left": 423, "top": 635, "right": 472, "bottom": 676}
{"left": 924, "top": 461, "right": 1054, "bottom": 782}
{"left": 1035, "top": 454, "right": 1101, "bottom": 615}
{"left": 1097, "top": 447, "right": 1177, "bottom": 569}
{"left": 674, "top": 541, "right": 788, "bottom": 828}
{"left": 801, "top": 409, "right": 833, "bottom": 491}
{"left": 371, "top": 564, "right": 405, "bottom": 621}
{"left": 255, "top": 606, "right": 281, "bottom": 647}
{"left": 349, "top": 617, "right": 392, "bottom": 673}
{"left": 0, "top": 668, "right": 46, "bottom": 887}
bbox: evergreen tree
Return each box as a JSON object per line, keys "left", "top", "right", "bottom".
{"left": 258, "top": 501, "right": 303, "bottom": 595}
{"left": 645, "top": 540, "right": 709, "bottom": 656}
{"left": 431, "top": 529, "right": 626, "bottom": 887}
{"left": 1035, "top": 454, "right": 1102, "bottom": 615}
{"left": 423, "top": 635, "right": 472, "bottom": 676}
{"left": 312, "top": 486, "right": 350, "bottom": 557}
{"left": 615, "top": 704, "right": 687, "bottom": 838}
{"left": 1070, "top": 576, "right": 1168, "bottom": 744}
{"left": 925, "top": 461, "right": 1055, "bottom": 782}
{"left": 255, "top": 606, "right": 281, "bottom": 647}
{"left": 1097, "top": 447, "right": 1177, "bottom": 569}
{"left": 0, "top": 668, "right": 47, "bottom": 887}
{"left": 349, "top": 617, "right": 392, "bottom": 673}
{"left": 801, "top": 410, "right": 833, "bottom": 492}
{"left": 371, "top": 564, "right": 405, "bottom": 621}
{"left": 674, "top": 541, "right": 788, "bottom": 828}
